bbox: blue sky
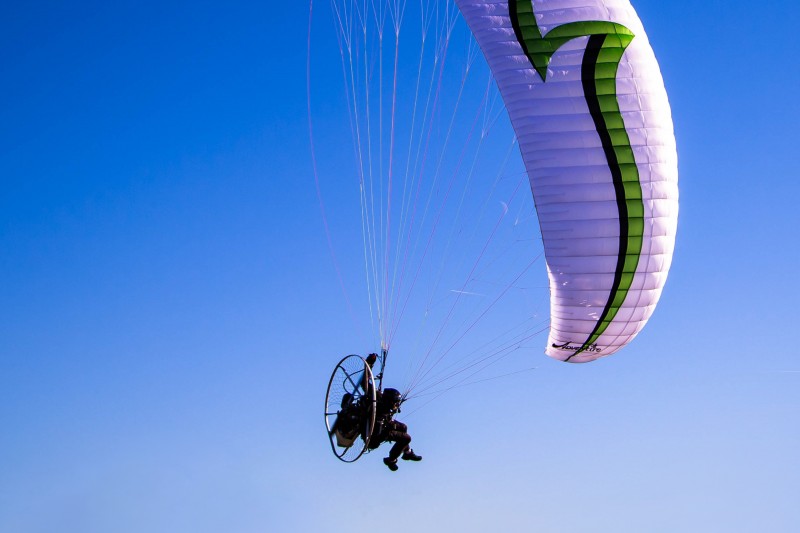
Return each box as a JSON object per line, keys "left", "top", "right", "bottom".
{"left": 1, "top": 1, "right": 799, "bottom": 532}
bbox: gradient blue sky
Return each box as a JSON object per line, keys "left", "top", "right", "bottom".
{"left": 2, "top": 1, "right": 799, "bottom": 532}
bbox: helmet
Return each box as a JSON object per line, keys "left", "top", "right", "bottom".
{"left": 382, "top": 388, "right": 402, "bottom": 402}
{"left": 381, "top": 388, "right": 403, "bottom": 409}
{"left": 365, "top": 353, "right": 378, "bottom": 366}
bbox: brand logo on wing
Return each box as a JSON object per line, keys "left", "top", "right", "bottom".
{"left": 552, "top": 341, "right": 602, "bottom": 353}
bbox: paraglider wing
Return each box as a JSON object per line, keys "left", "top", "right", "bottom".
{"left": 456, "top": 0, "right": 679, "bottom": 362}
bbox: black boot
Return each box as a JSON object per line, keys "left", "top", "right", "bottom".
{"left": 383, "top": 457, "right": 399, "bottom": 471}
{"left": 402, "top": 448, "right": 422, "bottom": 461}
